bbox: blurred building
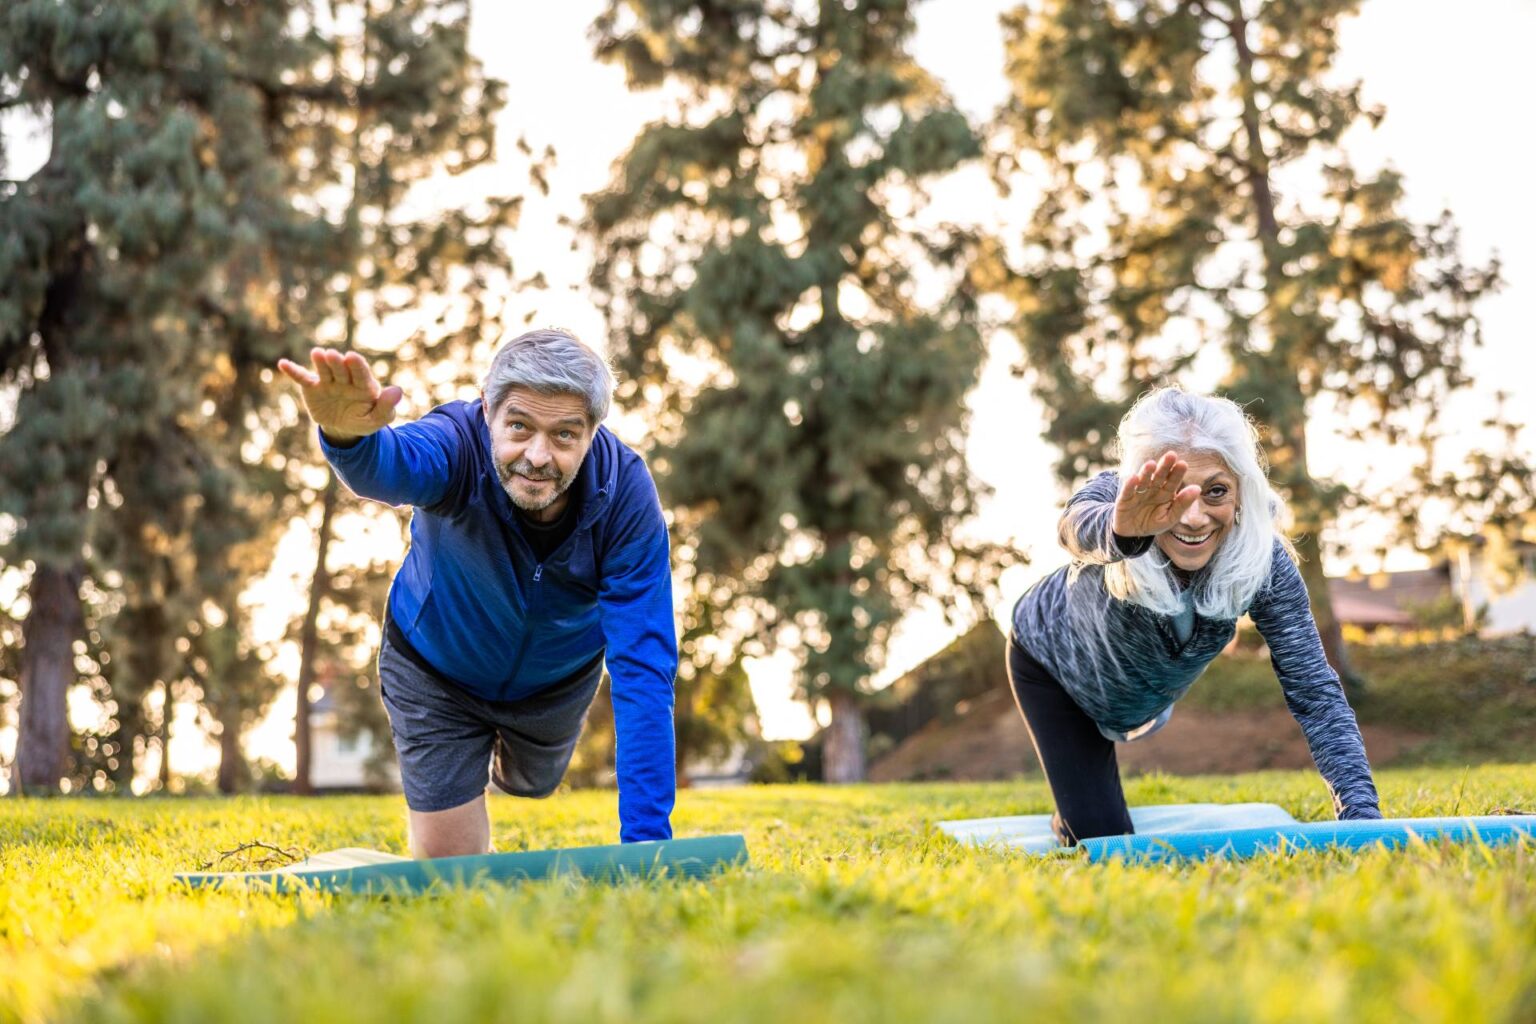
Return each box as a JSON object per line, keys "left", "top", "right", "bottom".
{"left": 310, "top": 682, "right": 400, "bottom": 793}
{"left": 1330, "top": 540, "right": 1536, "bottom": 637}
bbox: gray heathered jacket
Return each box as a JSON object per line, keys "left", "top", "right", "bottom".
{"left": 1011, "top": 471, "right": 1382, "bottom": 820}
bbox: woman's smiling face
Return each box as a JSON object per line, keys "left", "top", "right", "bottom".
{"left": 1154, "top": 452, "right": 1239, "bottom": 571}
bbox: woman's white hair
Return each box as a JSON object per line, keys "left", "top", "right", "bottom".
{"left": 1104, "top": 385, "right": 1293, "bottom": 619}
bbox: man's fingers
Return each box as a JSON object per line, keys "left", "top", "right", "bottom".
{"left": 277, "top": 359, "right": 320, "bottom": 387}
{"left": 376, "top": 386, "right": 403, "bottom": 415}
{"left": 343, "top": 351, "right": 374, "bottom": 391}
{"left": 310, "top": 347, "right": 340, "bottom": 384}
{"left": 324, "top": 349, "right": 351, "bottom": 384}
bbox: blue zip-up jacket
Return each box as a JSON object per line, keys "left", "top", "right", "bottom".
{"left": 318, "top": 399, "right": 677, "bottom": 842}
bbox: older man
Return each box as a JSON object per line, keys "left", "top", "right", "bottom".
{"left": 277, "top": 329, "right": 676, "bottom": 853}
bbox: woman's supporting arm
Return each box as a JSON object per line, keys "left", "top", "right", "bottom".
{"left": 1249, "top": 540, "right": 1383, "bottom": 819}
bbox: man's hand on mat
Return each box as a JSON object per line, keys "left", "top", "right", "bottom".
{"left": 277, "top": 347, "right": 403, "bottom": 446}
{"left": 1114, "top": 451, "right": 1202, "bottom": 537}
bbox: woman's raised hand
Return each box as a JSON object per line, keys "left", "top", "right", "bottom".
{"left": 1113, "top": 451, "right": 1202, "bottom": 537}
{"left": 277, "top": 348, "right": 404, "bottom": 444}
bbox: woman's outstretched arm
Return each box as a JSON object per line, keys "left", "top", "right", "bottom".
{"left": 1058, "top": 454, "right": 1199, "bottom": 564}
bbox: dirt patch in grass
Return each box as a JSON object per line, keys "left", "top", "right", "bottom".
{"left": 868, "top": 686, "right": 1433, "bottom": 783}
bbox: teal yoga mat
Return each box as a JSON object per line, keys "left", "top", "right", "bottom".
{"left": 1080, "top": 815, "right": 1536, "bottom": 864}
{"left": 176, "top": 834, "right": 749, "bottom": 894}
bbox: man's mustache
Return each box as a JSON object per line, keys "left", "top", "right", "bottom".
{"left": 502, "top": 460, "right": 561, "bottom": 482}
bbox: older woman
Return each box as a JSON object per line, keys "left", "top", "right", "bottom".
{"left": 1009, "top": 386, "right": 1381, "bottom": 844}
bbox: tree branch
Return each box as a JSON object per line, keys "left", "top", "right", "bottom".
{"left": 227, "top": 71, "right": 352, "bottom": 108}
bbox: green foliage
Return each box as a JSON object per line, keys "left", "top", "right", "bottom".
{"left": 0, "top": 0, "right": 328, "bottom": 789}
{"left": 987, "top": 0, "right": 1504, "bottom": 688}
{"left": 3, "top": 767, "right": 1536, "bottom": 1023}
{"left": 260, "top": 0, "right": 546, "bottom": 792}
{"left": 0, "top": 0, "right": 543, "bottom": 792}
{"left": 586, "top": 0, "right": 1013, "bottom": 778}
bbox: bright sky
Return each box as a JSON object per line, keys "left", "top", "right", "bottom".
{"left": 2, "top": 1, "right": 1532, "bottom": 780}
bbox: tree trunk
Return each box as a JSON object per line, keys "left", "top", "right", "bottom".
{"left": 215, "top": 703, "right": 246, "bottom": 795}
{"left": 1289, "top": 532, "right": 1358, "bottom": 689}
{"left": 106, "top": 700, "right": 145, "bottom": 791}
{"left": 14, "top": 564, "right": 83, "bottom": 794}
{"left": 822, "top": 689, "right": 867, "bottom": 783}
{"left": 158, "top": 676, "right": 173, "bottom": 792}
{"left": 294, "top": 476, "right": 339, "bottom": 795}
{"left": 1230, "top": 7, "right": 1361, "bottom": 693}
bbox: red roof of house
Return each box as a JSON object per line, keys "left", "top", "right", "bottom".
{"left": 1326, "top": 566, "right": 1453, "bottom": 627}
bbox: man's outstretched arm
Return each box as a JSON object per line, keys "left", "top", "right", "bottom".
{"left": 278, "top": 347, "right": 460, "bottom": 509}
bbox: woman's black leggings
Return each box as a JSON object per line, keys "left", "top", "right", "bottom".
{"left": 1006, "top": 637, "right": 1134, "bottom": 845}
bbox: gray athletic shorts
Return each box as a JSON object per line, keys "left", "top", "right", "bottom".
{"left": 377, "top": 636, "right": 604, "bottom": 813}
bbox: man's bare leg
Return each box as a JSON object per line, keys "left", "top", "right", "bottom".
{"left": 409, "top": 793, "right": 492, "bottom": 859}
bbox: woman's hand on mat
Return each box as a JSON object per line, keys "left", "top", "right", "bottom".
{"left": 277, "top": 347, "right": 403, "bottom": 445}
{"left": 1113, "top": 451, "right": 1202, "bottom": 537}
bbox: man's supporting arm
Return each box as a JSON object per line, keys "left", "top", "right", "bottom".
{"left": 598, "top": 473, "right": 678, "bottom": 843}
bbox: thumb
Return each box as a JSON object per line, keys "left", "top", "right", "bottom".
{"left": 374, "top": 386, "right": 404, "bottom": 425}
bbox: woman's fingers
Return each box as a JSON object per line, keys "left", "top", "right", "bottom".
{"left": 1164, "top": 460, "right": 1187, "bottom": 495}
{"left": 1130, "top": 461, "right": 1155, "bottom": 494}
{"left": 1158, "top": 452, "right": 1180, "bottom": 488}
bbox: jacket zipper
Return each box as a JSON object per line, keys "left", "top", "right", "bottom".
{"left": 497, "top": 484, "right": 608, "bottom": 697}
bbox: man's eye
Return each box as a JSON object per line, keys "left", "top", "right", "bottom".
{"left": 509, "top": 421, "right": 527, "bottom": 432}
{"left": 559, "top": 431, "right": 575, "bottom": 441}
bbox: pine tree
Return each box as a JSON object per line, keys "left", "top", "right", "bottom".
{"left": 0, "top": 0, "right": 319, "bottom": 791}
{"left": 246, "top": 0, "right": 542, "bottom": 792}
{"left": 587, "top": 0, "right": 1010, "bottom": 781}
{"left": 989, "top": 0, "right": 1500, "bottom": 687}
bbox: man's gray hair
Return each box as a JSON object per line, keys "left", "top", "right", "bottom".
{"left": 482, "top": 328, "right": 615, "bottom": 427}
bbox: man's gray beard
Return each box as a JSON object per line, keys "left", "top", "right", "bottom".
{"left": 499, "top": 464, "right": 575, "bottom": 512}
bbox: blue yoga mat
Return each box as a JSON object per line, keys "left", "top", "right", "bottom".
{"left": 937, "top": 803, "right": 1299, "bottom": 854}
{"left": 176, "top": 834, "right": 749, "bottom": 894}
{"left": 1080, "top": 815, "right": 1536, "bottom": 864}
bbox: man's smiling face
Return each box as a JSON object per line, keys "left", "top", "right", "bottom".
{"left": 486, "top": 386, "right": 595, "bottom": 523}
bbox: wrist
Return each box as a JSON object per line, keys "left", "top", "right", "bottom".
{"left": 319, "top": 427, "right": 366, "bottom": 449}
{"left": 1111, "top": 531, "right": 1155, "bottom": 558}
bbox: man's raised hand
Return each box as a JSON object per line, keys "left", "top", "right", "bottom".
{"left": 1112, "top": 451, "right": 1201, "bottom": 537}
{"left": 276, "top": 348, "right": 404, "bottom": 445}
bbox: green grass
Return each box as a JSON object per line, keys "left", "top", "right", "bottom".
{"left": 4, "top": 766, "right": 1536, "bottom": 1024}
